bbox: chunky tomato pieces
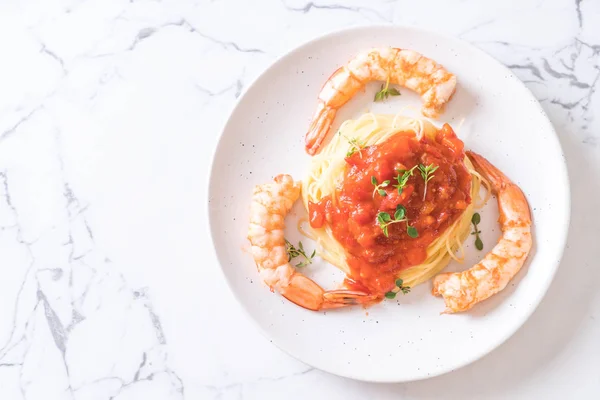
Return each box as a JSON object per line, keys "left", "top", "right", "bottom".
{"left": 308, "top": 124, "right": 471, "bottom": 295}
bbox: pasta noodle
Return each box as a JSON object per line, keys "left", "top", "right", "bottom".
{"left": 301, "top": 113, "right": 487, "bottom": 288}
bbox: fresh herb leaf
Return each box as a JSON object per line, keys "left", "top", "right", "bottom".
{"left": 470, "top": 212, "right": 484, "bottom": 250}
{"left": 347, "top": 138, "right": 364, "bottom": 157}
{"left": 407, "top": 226, "right": 419, "bottom": 238}
{"left": 384, "top": 291, "right": 397, "bottom": 299}
{"left": 285, "top": 239, "right": 316, "bottom": 267}
{"left": 374, "top": 77, "right": 401, "bottom": 102}
{"left": 371, "top": 177, "right": 391, "bottom": 198}
{"left": 376, "top": 210, "right": 394, "bottom": 237}
{"left": 378, "top": 212, "right": 392, "bottom": 223}
{"left": 418, "top": 163, "right": 439, "bottom": 201}
{"left": 393, "top": 165, "right": 418, "bottom": 195}
{"left": 340, "top": 134, "right": 365, "bottom": 158}
{"left": 376, "top": 208, "right": 418, "bottom": 238}
{"left": 394, "top": 205, "right": 406, "bottom": 221}
{"left": 475, "top": 237, "right": 484, "bottom": 251}
{"left": 384, "top": 279, "right": 411, "bottom": 301}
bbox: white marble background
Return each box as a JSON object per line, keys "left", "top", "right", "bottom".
{"left": 0, "top": 0, "right": 598, "bottom": 399}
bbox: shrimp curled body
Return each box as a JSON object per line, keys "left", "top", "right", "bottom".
{"left": 305, "top": 47, "right": 457, "bottom": 155}
{"left": 432, "top": 151, "right": 533, "bottom": 313}
{"left": 248, "top": 174, "right": 377, "bottom": 311}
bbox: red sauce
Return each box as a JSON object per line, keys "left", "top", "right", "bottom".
{"left": 308, "top": 124, "right": 471, "bottom": 296}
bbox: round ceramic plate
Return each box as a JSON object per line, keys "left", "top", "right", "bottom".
{"left": 208, "top": 26, "right": 569, "bottom": 382}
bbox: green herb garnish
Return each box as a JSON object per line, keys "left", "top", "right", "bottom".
{"left": 470, "top": 213, "right": 484, "bottom": 250}
{"left": 338, "top": 132, "right": 364, "bottom": 157}
{"left": 377, "top": 210, "right": 393, "bottom": 237}
{"left": 371, "top": 176, "right": 390, "bottom": 198}
{"left": 376, "top": 205, "right": 418, "bottom": 238}
{"left": 395, "top": 278, "right": 411, "bottom": 294}
{"left": 384, "top": 278, "right": 411, "bottom": 300}
{"left": 285, "top": 239, "right": 316, "bottom": 267}
{"left": 374, "top": 77, "right": 401, "bottom": 102}
{"left": 407, "top": 226, "right": 419, "bottom": 238}
{"left": 418, "top": 163, "right": 439, "bottom": 201}
{"left": 393, "top": 165, "right": 418, "bottom": 195}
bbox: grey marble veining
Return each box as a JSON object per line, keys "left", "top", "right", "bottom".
{"left": 0, "top": 0, "right": 599, "bottom": 399}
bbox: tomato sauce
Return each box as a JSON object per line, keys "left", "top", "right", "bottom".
{"left": 308, "top": 124, "right": 471, "bottom": 295}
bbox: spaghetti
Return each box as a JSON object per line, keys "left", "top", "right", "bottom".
{"left": 301, "top": 113, "right": 488, "bottom": 293}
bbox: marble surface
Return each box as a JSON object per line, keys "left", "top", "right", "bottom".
{"left": 0, "top": 0, "right": 598, "bottom": 399}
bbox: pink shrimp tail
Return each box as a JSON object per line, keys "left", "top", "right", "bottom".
{"left": 280, "top": 274, "right": 377, "bottom": 311}
{"left": 305, "top": 102, "right": 336, "bottom": 155}
{"left": 466, "top": 151, "right": 509, "bottom": 193}
{"left": 322, "top": 290, "right": 379, "bottom": 309}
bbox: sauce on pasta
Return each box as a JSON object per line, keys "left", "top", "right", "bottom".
{"left": 308, "top": 124, "right": 471, "bottom": 294}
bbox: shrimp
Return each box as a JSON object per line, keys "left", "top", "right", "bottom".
{"left": 432, "top": 151, "right": 533, "bottom": 313}
{"left": 248, "top": 174, "right": 377, "bottom": 311}
{"left": 305, "top": 47, "right": 457, "bottom": 155}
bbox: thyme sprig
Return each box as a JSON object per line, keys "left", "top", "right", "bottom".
{"left": 385, "top": 278, "right": 411, "bottom": 299}
{"left": 374, "top": 77, "right": 401, "bottom": 102}
{"left": 418, "top": 163, "right": 439, "bottom": 201}
{"left": 285, "top": 239, "right": 316, "bottom": 267}
{"left": 376, "top": 205, "right": 418, "bottom": 238}
{"left": 470, "top": 213, "right": 484, "bottom": 251}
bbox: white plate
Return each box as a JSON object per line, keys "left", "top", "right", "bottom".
{"left": 208, "top": 26, "right": 569, "bottom": 382}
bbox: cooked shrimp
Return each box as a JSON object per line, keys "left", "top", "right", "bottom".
{"left": 305, "top": 47, "right": 457, "bottom": 155}
{"left": 248, "top": 174, "right": 377, "bottom": 310}
{"left": 432, "top": 151, "right": 532, "bottom": 313}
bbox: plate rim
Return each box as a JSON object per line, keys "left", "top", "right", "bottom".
{"left": 207, "top": 24, "right": 571, "bottom": 383}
